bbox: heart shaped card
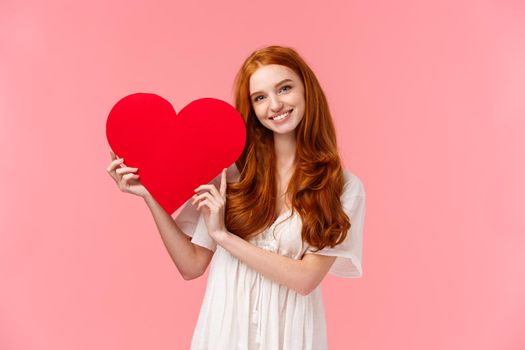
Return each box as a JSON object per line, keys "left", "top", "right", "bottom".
{"left": 106, "top": 93, "right": 246, "bottom": 214}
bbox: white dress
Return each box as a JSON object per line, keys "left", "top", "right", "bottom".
{"left": 172, "top": 163, "right": 366, "bottom": 350}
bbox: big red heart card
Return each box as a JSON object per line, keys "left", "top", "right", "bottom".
{"left": 106, "top": 93, "right": 246, "bottom": 215}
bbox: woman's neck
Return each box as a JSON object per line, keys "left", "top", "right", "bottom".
{"left": 273, "top": 132, "right": 297, "bottom": 174}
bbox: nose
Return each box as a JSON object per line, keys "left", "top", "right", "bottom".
{"left": 269, "top": 94, "right": 284, "bottom": 112}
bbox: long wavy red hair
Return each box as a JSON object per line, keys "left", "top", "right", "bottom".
{"left": 225, "top": 45, "right": 350, "bottom": 252}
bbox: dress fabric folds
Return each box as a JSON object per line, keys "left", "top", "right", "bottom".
{"left": 172, "top": 163, "right": 366, "bottom": 350}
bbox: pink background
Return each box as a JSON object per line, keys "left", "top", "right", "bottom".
{"left": 1, "top": 0, "right": 524, "bottom": 349}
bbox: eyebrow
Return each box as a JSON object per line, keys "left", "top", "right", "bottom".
{"left": 250, "top": 79, "right": 294, "bottom": 98}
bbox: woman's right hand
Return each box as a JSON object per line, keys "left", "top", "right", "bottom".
{"left": 106, "top": 150, "right": 150, "bottom": 198}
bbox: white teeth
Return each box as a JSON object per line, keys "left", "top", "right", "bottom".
{"left": 271, "top": 110, "right": 291, "bottom": 121}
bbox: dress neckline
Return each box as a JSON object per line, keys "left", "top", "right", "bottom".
{"left": 276, "top": 208, "right": 292, "bottom": 218}
{"left": 270, "top": 209, "right": 293, "bottom": 228}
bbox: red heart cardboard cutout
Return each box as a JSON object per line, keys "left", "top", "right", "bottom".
{"left": 106, "top": 93, "right": 246, "bottom": 215}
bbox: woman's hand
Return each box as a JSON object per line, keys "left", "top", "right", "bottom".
{"left": 106, "top": 150, "right": 150, "bottom": 198}
{"left": 192, "top": 168, "right": 229, "bottom": 242}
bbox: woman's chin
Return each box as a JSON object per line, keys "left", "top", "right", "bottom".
{"left": 271, "top": 127, "right": 296, "bottom": 137}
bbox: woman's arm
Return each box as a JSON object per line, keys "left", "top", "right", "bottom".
{"left": 144, "top": 193, "right": 213, "bottom": 280}
{"left": 192, "top": 170, "right": 336, "bottom": 294}
{"left": 215, "top": 231, "right": 336, "bottom": 295}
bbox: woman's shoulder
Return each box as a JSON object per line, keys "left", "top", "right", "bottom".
{"left": 207, "top": 162, "right": 241, "bottom": 186}
{"left": 226, "top": 162, "right": 241, "bottom": 183}
{"left": 342, "top": 169, "right": 365, "bottom": 198}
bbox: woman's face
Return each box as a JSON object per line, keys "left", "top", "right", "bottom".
{"left": 249, "top": 64, "right": 305, "bottom": 136}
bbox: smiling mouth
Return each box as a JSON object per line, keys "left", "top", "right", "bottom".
{"left": 269, "top": 109, "right": 293, "bottom": 120}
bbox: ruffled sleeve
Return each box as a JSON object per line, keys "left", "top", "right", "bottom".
{"left": 304, "top": 170, "right": 366, "bottom": 278}
{"left": 171, "top": 163, "right": 241, "bottom": 252}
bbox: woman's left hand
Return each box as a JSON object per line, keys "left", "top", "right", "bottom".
{"left": 192, "top": 168, "right": 229, "bottom": 242}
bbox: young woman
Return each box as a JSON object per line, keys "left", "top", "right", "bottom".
{"left": 107, "top": 45, "right": 366, "bottom": 349}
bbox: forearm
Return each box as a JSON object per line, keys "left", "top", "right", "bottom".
{"left": 216, "top": 231, "right": 310, "bottom": 295}
{"left": 143, "top": 193, "right": 199, "bottom": 280}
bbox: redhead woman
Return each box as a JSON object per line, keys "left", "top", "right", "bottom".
{"left": 106, "top": 45, "right": 366, "bottom": 349}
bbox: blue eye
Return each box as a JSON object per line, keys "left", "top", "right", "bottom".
{"left": 253, "top": 85, "right": 292, "bottom": 103}
{"left": 280, "top": 85, "right": 291, "bottom": 92}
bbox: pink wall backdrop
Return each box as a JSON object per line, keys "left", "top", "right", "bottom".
{"left": 1, "top": 0, "right": 524, "bottom": 349}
